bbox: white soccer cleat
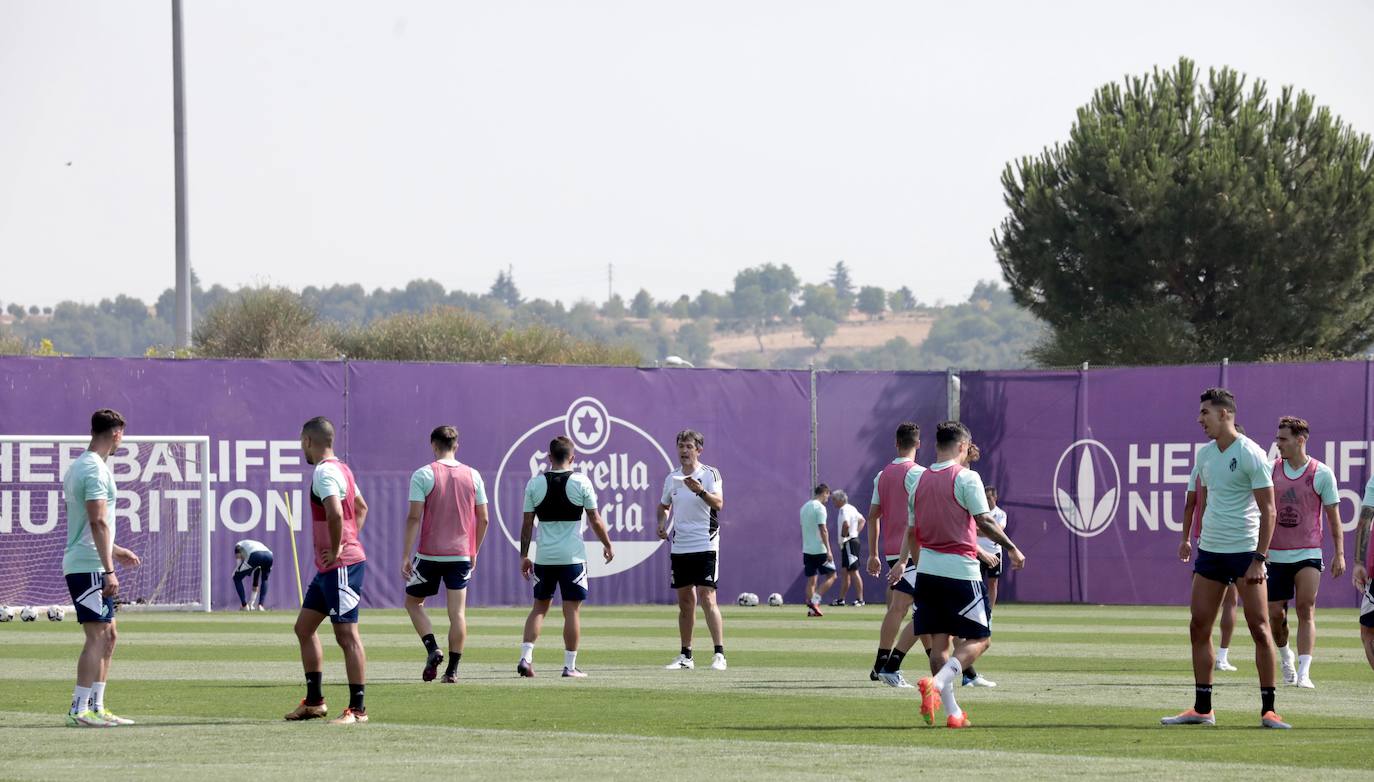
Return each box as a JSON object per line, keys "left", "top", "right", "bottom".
{"left": 1280, "top": 660, "right": 1297, "bottom": 684}
{"left": 1295, "top": 677, "right": 1315, "bottom": 689}
{"left": 1160, "top": 709, "right": 1215, "bottom": 726}
{"left": 1214, "top": 659, "right": 1238, "bottom": 672}
{"left": 878, "top": 671, "right": 914, "bottom": 688}
{"left": 664, "top": 654, "right": 695, "bottom": 670}
{"left": 710, "top": 653, "right": 728, "bottom": 671}
{"left": 963, "top": 675, "right": 997, "bottom": 688}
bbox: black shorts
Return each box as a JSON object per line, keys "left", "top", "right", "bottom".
{"left": 65, "top": 572, "right": 115, "bottom": 624}
{"left": 841, "top": 539, "right": 861, "bottom": 571}
{"left": 1266, "top": 558, "right": 1322, "bottom": 603}
{"left": 302, "top": 561, "right": 365, "bottom": 624}
{"left": 1361, "top": 582, "right": 1374, "bottom": 629}
{"left": 980, "top": 551, "right": 1003, "bottom": 579}
{"left": 405, "top": 556, "right": 474, "bottom": 598}
{"left": 670, "top": 551, "right": 718, "bottom": 590}
{"left": 803, "top": 552, "right": 837, "bottom": 577}
{"left": 1194, "top": 549, "right": 1255, "bottom": 585}
{"left": 911, "top": 573, "right": 990, "bottom": 639}
{"left": 532, "top": 563, "right": 588, "bottom": 602}
{"left": 885, "top": 555, "right": 917, "bottom": 598}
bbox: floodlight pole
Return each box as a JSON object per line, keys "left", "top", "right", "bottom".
{"left": 172, "top": 0, "right": 192, "bottom": 348}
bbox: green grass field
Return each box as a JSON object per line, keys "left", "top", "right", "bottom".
{"left": 1, "top": 603, "right": 1371, "bottom": 780}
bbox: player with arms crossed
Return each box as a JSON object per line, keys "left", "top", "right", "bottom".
{"left": 286, "top": 416, "right": 370, "bottom": 725}
{"left": 831, "top": 490, "right": 865, "bottom": 607}
{"left": 233, "top": 539, "right": 273, "bottom": 611}
{"left": 1353, "top": 471, "right": 1374, "bottom": 672}
{"left": 1267, "top": 416, "right": 1344, "bottom": 688}
{"left": 517, "top": 436, "right": 614, "bottom": 678}
{"left": 659, "top": 429, "right": 727, "bottom": 671}
{"left": 865, "top": 422, "right": 924, "bottom": 684}
{"left": 1164, "top": 388, "right": 1286, "bottom": 729}
{"left": 905, "top": 422, "right": 1024, "bottom": 728}
{"left": 401, "top": 425, "right": 489, "bottom": 683}
{"left": 63, "top": 408, "right": 141, "bottom": 727}
{"left": 800, "top": 484, "right": 838, "bottom": 616}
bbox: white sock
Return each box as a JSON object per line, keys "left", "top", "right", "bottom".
{"left": 520, "top": 642, "right": 534, "bottom": 663}
{"left": 564, "top": 649, "right": 577, "bottom": 670}
{"left": 1297, "top": 654, "right": 1312, "bottom": 680}
{"left": 934, "top": 660, "right": 964, "bottom": 718}
{"left": 71, "top": 685, "right": 91, "bottom": 714}
{"left": 1217, "top": 647, "right": 1229, "bottom": 663}
{"left": 1278, "top": 645, "right": 1294, "bottom": 665}
{"left": 90, "top": 682, "right": 106, "bottom": 712}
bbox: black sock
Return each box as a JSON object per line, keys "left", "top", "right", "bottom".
{"left": 422, "top": 633, "right": 438, "bottom": 654}
{"left": 883, "top": 649, "right": 907, "bottom": 673}
{"left": 1261, "top": 686, "right": 1275, "bottom": 715}
{"left": 445, "top": 652, "right": 461, "bottom": 675}
{"left": 713, "top": 645, "right": 724, "bottom": 656}
{"left": 874, "top": 648, "right": 891, "bottom": 672}
{"left": 924, "top": 646, "right": 932, "bottom": 657}
{"left": 305, "top": 671, "right": 323, "bottom": 705}
{"left": 349, "top": 683, "right": 365, "bottom": 713}
{"left": 1194, "top": 684, "right": 1213, "bottom": 714}
{"left": 681, "top": 646, "right": 692, "bottom": 659}
{"left": 964, "top": 666, "right": 978, "bottom": 680}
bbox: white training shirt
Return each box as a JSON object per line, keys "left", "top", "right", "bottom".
{"left": 838, "top": 503, "right": 864, "bottom": 543}
{"left": 1195, "top": 434, "right": 1273, "bottom": 554}
{"left": 977, "top": 506, "right": 1007, "bottom": 555}
{"left": 661, "top": 464, "right": 723, "bottom": 554}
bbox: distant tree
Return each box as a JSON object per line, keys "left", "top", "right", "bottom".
{"left": 6, "top": 303, "right": 25, "bottom": 320}
{"left": 802, "top": 314, "right": 838, "bottom": 350}
{"left": 42, "top": 306, "right": 52, "bottom": 315}
{"left": 193, "top": 287, "right": 335, "bottom": 359}
{"left": 857, "top": 286, "right": 886, "bottom": 320}
{"left": 829, "top": 261, "right": 854, "bottom": 307}
{"left": 631, "top": 289, "right": 654, "bottom": 318}
{"left": 27, "top": 305, "right": 39, "bottom": 315}
{"left": 670, "top": 295, "right": 691, "bottom": 319}
{"left": 691, "top": 290, "right": 732, "bottom": 319}
{"left": 800, "top": 284, "right": 845, "bottom": 322}
{"left": 888, "top": 286, "right": 917, "bottom": 312}
{"left": 602, "top": 294, "right": 627, "bottom": 319}
{"left": 994, "top": 57, "right": 1374, "bottom": 365}
{"left": 0, "top": 327, "right": 26, "bottom": 355}
{"left": 734, "top": 263, "right": 800, "bottom": 299}
{"left": 488, "top": 271, "right": 522, "bottom": 308}
{"left": 674, "top": 319, "right": 715, "bottom": 364}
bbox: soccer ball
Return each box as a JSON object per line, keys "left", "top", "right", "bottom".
{"left": 19, "top": 606, "right": 38, "bottom": 622}
{"left": 767, "top": 593, "right": 783, "bottom": 607}
{"left": 47, "top": 605, "right": 66, "bottom": 622}
{"left": 736, "top": 592, "right": 759, "bottom": 607}
{"left": 0, "top": 605, "right": 14, "bottom": 622}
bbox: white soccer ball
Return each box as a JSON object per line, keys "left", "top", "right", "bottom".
{"left": 736, "top": 592, "right": 751, "bottom": 606}
{"left": 47, "top": 605, "right": 66, "bottom": 622}
{"left": 19, "top": 606, "right": 39, "bottom": 622}
{"left": 0, "top": 605, "right": 14, "bottom": 622}
{"left": 749, "top": 592, "right": 760, "bottom": 606}
{"left": 767, "top": 592, "right": 784, "bottom": 607}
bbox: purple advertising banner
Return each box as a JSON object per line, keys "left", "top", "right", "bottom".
{"left": 814, "top": 371, "right": 948, "bottom": 602}
{"left": 962, "top": 363, "right": 1373, "bottom": 608}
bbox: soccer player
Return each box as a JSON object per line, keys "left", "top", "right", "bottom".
{"left": 1355, "top": 477, "right": 1374, "bottom": 672}
{"left": 1183, "top": 467, "right": 1240, "bottom": 671}
{"left": 401, "top": 426, "right": 489, "bottom": 683}
{"left": 658, "top": 429, "right": 727, "bottom": 671}
{"left": 518, "top": 436, "right": 614, "bottom": 678}
{"left": 979, "top": 486, "right": 1007, "bottom": 610}
{"left": 907, "top": 421, "right": 1025, "bottom": 728}
{"left": 63, "top": 408, "right": 141, "bottom": 727}
{"left": 865, "top": 422, "right": 924, "bottom": 685}
{"left": 1268, "top": 417, "right": 1345, "bottom": 688}
{"left": 800, "top": 484, "right": 838, "bottom": 616}
{"left": 1163, "top": 388, "right": 1287, "bottom": 729}
{"left": 233, "top": 539, "right": 273, "bottom": 611}
{"left": 285, "top": 416, "right": 370, "bottom": 725}
{"left": 831, "top": 490, "right": 865, "bottom": 607}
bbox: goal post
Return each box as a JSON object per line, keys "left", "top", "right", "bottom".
{"left": 0, "top": 435, "right": 213, "bottom": 612}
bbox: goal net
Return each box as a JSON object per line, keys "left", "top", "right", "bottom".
{"left": 0, "top": 436, "right": 212, "bottom": 611}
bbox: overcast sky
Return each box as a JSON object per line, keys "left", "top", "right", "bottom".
{"left": 3, "top": 0, "right": 1372, "bottom": 310}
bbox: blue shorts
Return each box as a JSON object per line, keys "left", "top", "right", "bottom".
{"left": 1267, "top": 558, "right": 1322, "bottom": 603}
{"left": 303, "top": 561, "right": 365, "bottom": 624}
{"left": 1194, "top": 549, "right": 1255, "bottom": 586}
{"left": 803, "top": 552, "right": 836, "bottom": 577}
{"left": 532, "top": 563, "right": 588, "bottom": 602}
{"left": 886, "top": 556, "right": 918, "bottom": 598}
{"left": 911, "top": 573, "right": 990, "bottom": 639}
{"left": 405, "top": 557, "right": 473, "bottom": 598}
{"left": 65, "top": 572, "right": 115, "bottom": 624}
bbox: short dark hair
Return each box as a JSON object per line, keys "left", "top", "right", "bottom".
{"left": 302, "top": 416, "right": 335, "bottom": 446}
{"left": 935, "top": 420, "right": 970, "bottom": 448}
{"left": 1278, "top": 416, "right": 1309, "bottom": 438}
{"left": 90, "top": 408, "right": 125, "bottom": 436}
{"left": 431, "top": 425, "right": 459, "bottom": 450}
{"left": 549, "top": 436, "right": 574, "bottom": 463}
{"left": 676, "top": 429, "right": 705, "bottom": 449}
{"left": 1200, "top": 387, "right": 1237, "bottom": 414}
{"left": 984, "top": 485, "right": 997, "bottom": 495}
{"left": 814, "top": 483, "right": 830, "bottom": 496}
{"left": 895, "top": 422, "right": 919, "bottom": 450}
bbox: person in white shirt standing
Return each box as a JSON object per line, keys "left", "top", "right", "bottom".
{"left": 658, "top": 429, "right": 726, "bottom": 671}
{"left": 831, "top": 490, "right": 865, "bottom": 607}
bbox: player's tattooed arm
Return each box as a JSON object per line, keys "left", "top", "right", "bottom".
{"left": 975, "top": 512, "right": 1024, "bottom": 569}
{"left": 519, "top": 511, "right": 536, "bottom": 579}
{"left": 1354, "top": 506, "right": 1372, "bottom": 590}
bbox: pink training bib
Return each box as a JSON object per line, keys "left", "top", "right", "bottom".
{"left": 912, "top": 463, "right": 979, "bottom": 560}
{"left": 419, "top": 461, "right": 479, "bottom": 557}
{"left": 876, "top": 461, "right": 921, "bottom": 557}
{"left": 1271, "top": 458, "right": 1324, "bottom": 551}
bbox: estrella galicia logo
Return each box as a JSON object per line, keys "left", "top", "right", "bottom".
{"left": 1229, "top": 457, "right": 1237, "bottom": 472}
{"left": 493, "top": 397, "right": 674, "bottom": 577}
{"left": 1052, "top": 439, "right": 1121, "bottom": 538}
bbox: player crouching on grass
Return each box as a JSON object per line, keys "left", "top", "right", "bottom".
{"left": 63, "top": 408, "right": 142, "bottom": 727}
{"left": 800, "top": 483, "right": 838, "bottom": 616}
{"left": 401, "top": 425, "right": 489, "bottom": 683}
{"left": 902, "top": 422, "right": 1024, "bottom": 728}
{"left": 286, "top": 416, "right": 370, "bottom": 725}
{"left": 518, "top": 436, "right": 614, "bottom": 678}
{"left": 233, "top": 539, "right": 273, "bottom": 611}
